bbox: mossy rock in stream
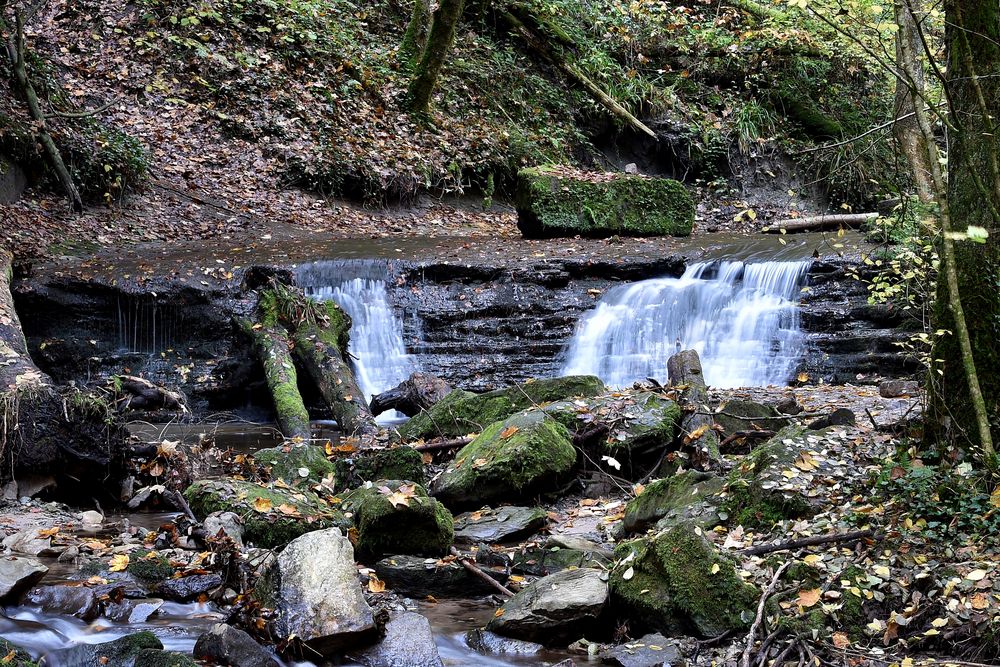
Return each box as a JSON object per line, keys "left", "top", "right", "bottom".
{"left": 338, "top": 480, "right": 453, "bottom": 560}
{"left": 430, "top": 411, "right": 576, "bottom": 509}
{"left": 622, "top": 471, "right": 725, "bottom": 535}
{"left": 255, "top": 443, "right": 334, "bottom": 486}
{"left": 515, "top": 166, "right": 694, "bottom": 239}
{"left": 184, "top": 479, "right": 349, "bottom": 548}
{"left": 332, "top": 446, "right": 425, "bottom": 492}
{"left": 609, "top": 524, "right": 759, "bottom": 637}
{"left": 399, "top": 375, "right": 605, "bottom": 441}
{"left": 543, "top": 391, "right": 681, "bottom": 454}
{"left": 134, "top": 650, "right": 199, "bottom": 667}
{"left": 126, "top": 550, "right": 175, "bottom": 583}
{"left": 0, "top": 637, "right": 37, "bottom": 667}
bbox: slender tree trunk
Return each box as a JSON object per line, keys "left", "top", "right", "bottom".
{"left": 927, "top": 0, "right": 1000, "bottom": 466}
{"left": 407, "top": 0, "right": 465, "bottom": 117}
{"left": 399, "top": 0, "right": 431, "bottom": 67}
{"left": 892, "top": 0, "right": 934, "bottom": 201}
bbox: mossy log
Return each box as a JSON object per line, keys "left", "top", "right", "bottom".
{"left": 292, "top": 304, "right": 378, "bottom": 437}
{"left": 245, "top": 322, "right": 311, "bottom": 441}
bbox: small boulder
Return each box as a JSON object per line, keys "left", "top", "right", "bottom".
{"left": 602, "top": 633, "right": 685, "bottom": 667}
{"left": 348, "top": 612, "right": 443, "bottom": 667}
{"left": 623, "top": 472, "right": 724, "bottom": 535}
{"left": 453, "top": 506, "right": 547, "bottom": 544}
{"left": 609, "top": 524, "right": 759, "bottom": 637}
{"left": 48, "top": 630, "right": 162, "bottom": 666}
{"left": 339, "top": 481, "right": 453, "bottom": 560}
{"left": 399, "top": 376, "right": 605, "bottom": 440}
{"left": 203, "top": 511, "right": 244, "bottom": 547}
{"left": 544, "top": 391, "right": 680, "bottom": 455}
{"left": 194, "top": 623, "right": 280, "bottom": 667}
{"left": 431, "top": 411, "right": 576, "bottom": 509}
{"left": 184, "top": 479, "right": 349, "bottom": 548}
{"left": 466, "top": 629, "right": 544, "bottom": 657}
{"left": 0, "top": 556, "right": 47, "bottom": 602}
{"left": 255, "top": 443, "right": 334, "bottom": 486}
{"left": 712, "top": 400, "right": 789, "bottom": 436}
{"left": 333, "top": 447, "right": 425, "bottom": 493}
{"left": 25, "top": 585, "right": 99, "bottom": 620}
{"left": 486, "top": 568, "right": 609, "bottom": 643}
{"left": 156, "top": 573, "right": 222, "bottom": 602}
{"left": 807, "top": 408, "right": 856, "bottom": 430}
{"left": 103, "top": 598, "right": 164, "bottom": 624}
{"left": 374, "top": 555, "right": 507, "bottom": 598}
{"left": 879, "top": 379, "right": 920, "bottom": 398}
{"left": 257, "top": 528, "right": 376, "bottom": 654}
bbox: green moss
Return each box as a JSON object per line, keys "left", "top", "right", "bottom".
{"left": 544, "top": 391, "right": 680, "bottom": 453}
{"left": 515, "top": 166, "right": 695, "bottom": 239}
{"left": 256, "top": 444, "right": 334, "bottom": 486}
{"left": 184, "top": 479, "right": 350, "bottom": 548}
{"left": 0, "top": 637, "right": 38, "bottom": 667}
{"left": 836, "top": 565, "right": 868, "bottom": 636}
{"left": 134, "top": 650, "right": 199, "bottom": 667}
{"left": 332, "top": 446, "right": 425, "bottom": 492}
{"left": 127, "top": 550, "right": 175, "bottom": 583}
{"left": 399, "top": 375, "right": 605, "bottom": 440}
{"left": 609, "top": 525, "right": 759, "bottom": 637}
{"left": 431, "top": 410, "right": 577, "bottom": 508}
{"left": 622, "top": 471, "right": 724, "bottom": 534}
{"left": 339, "top": 480, "right": 453, "bottom": 560}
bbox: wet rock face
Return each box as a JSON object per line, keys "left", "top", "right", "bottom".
{"left": 338, "top": 481, "right": 454, "bottom": 560}
{"left": 453, "top": 506, "right": 548, "bottom": 545}
{"left": 0, "top": 556, "right": 47, "bottom": 603}
{"left": 193, "top": 623, "right": 280, "bottom": 667}
{"left": 25, "top": 585, "right": 99, "bottom": 621}
{"left": 602, "top": 633, "right": 685, "bottom": 667}
{"left": 348, "top": 612, "right": 444, "bottom": 667}
{"left": 48, "top": 630, "right": 164, "bottom": 667}
{"left": 374, "top": 554, "right": 508, "bottom": 598}
{"left": 156, "top": 573, "right": 222, "bottom": 602}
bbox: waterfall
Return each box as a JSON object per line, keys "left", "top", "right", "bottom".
{"left": 561, "top": 260, "right": 811, "bottom": 388}
{"left": 297, "top": 261, "right": 419, "bottom": 421}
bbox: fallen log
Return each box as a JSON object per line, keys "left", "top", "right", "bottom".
{"left": 740, "top": 529, "right": 879, "bottom": 557}
{"left": 113, "top": 375, "right": 188, "bottom": 414}
{"left": 449, "top": 547, "right": 514, "bottom": 598}
{"left": 244, "top": 322, "right": 311, "bottom": 442}
{"left": 413, "top": 436, "right": 473, "bottom": 452}
{"left": 370, "top": 372, "right": 451, "bottom": 418}
{"left": 762, "top": 213, "right": 878, "bottom": 233}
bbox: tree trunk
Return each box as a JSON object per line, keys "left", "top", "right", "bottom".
{"left": 370, "top": 372, "right": 451, "bottom": 417}
{"left": 667, "top": 350, "right": 721, "bottom": 470}
{"left": 399, "top": 0, "right": 431, "bottom": 67}
{"left": 407, "top": 0, "right": 465, "bottom": 117}
{"left": 927, "top": 0, "right": 1000, "bottom": 465}
{"left": 892, "top": 0, "right": 934, "bottom": 201}
{"left": 246, "top": 323, "right": 311, "bottom": 442}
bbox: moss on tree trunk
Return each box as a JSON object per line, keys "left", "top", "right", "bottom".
{"left": 246, "top": 323, "right": 311, "bottom": 442}
{"left": 406, "top": 0, "right": 465, "bottom": 117}
{"left": 399, "top": 0, "right": 431, "bottom": 67}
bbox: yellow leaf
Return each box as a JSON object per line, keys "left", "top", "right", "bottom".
{"left": 37, "top": 527, "right": 59, "bottom": 538}
{"left": 966, "top": 569, "right": 987, "bottom": 581}
{"left": 108, "top": 554, "right": 130, "bottom": 572}
{"left": 253, "top": 497, "right": 273, "bottom": 513}
{"left": 368, "top": 575, "right": 386, "bottom": 593}
{"left": 1, "top": 649, "right": 16, "bottom": 664}
{"left": 931, "top": 617, "right": 948, "bottom": 628}
{"left": 710, "top": 563, "right": 720, "bottom": 574}
{"left": 797, "top": 372, "right": 810, "bottom": 383}
{"left": 500, "top": 426, "right": 520, "bottom": 439}
{"left": 276, "top": 503, "right": 300, "bottom": 516}
{"left": 794, "top": 452, "right": 817, "bottom": 471}
{"left": 990, "top": 485, "right": 1000, "bottom": 508}
{"left": 798, "top": 588, "right": 822, "bottom": 608}
{"left": 831, "top": 632, "right": 850, "bottom": 649}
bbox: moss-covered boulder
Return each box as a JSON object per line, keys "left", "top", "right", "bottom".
{"left": 622, "top": 471, "right": 725, "bottom": 535}
{"left": 339, "top": 481, "right": 453, "bottom": 560}
{"left": 256, "top": 443, "right": 334, "bottom": 486}
{"left": 332, "top": 446, "right": 425, "bottom": 492}
{"left": 720, "top": 425, "right": 831, "bottom": 528}
{"left": 515, "top": 165, "right": 695, "bottom": 239}
{"left": 48, "top": 631, "right": 163, "bottom": 667}
{"left": 430, "top": 411, "right": 576, "bottom": 509}
{"left": 399, "top": 375, "right": 605, "bottom": 440}
{"left": 544, "top": 391, "right": 681, "bottom": 454}
{"left": 184, "top": 479, "right": 349, "bottom": 548}
{"left": 609, "top": 525, "right": 759, "bottom": 637}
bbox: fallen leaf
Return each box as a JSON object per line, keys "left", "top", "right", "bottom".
{"left": 108, "top": 554, "right": 129, "bottom": 572}
{"left": 253, "top": 497, "right": 273, "bottom": 513}
{"left": 798, "top": 588, "right": 822, "bottom": 608}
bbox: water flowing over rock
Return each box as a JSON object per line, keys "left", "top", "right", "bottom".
{"left": 562, "top": 260, "right": 811, "bottom": 388}
{"left": 193, "top": 623, "right": 281, "bottom": 667}
{"left": 348, "top": 612, "right": 444, "bottom": 667}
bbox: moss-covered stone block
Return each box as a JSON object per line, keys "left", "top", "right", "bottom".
{"left": 431, "top": 411, "right": 576, "bottom": 509}
{"left": 622, "top": 471, "right": 725, "bottom": 534}
{"left": 255, "top": 443, "right": 334, "bottom": 486}
{"left": 544, "top": 391, "right": 680, "bottom": 454}
{"left": 332, "top": 446, "right": 425, "bottom": 492}
{"left": 184, "top": 479, "right": 349, "bottom": 548}
{"left": 609, "top": 524, "right": 759, "bottom": 637}
{"left": 338, "top": 480, "right": 453, "bottom": 560}
{"left": 399, "top": 375, "right": 605, "bottom": 441}
{"left": 515, "top": 165, "right": 695, "bottom": 239}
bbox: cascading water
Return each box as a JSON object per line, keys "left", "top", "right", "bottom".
{"left": 561, "top": 260, "right": 812, "bottom": 388}
{"left": 297, "top": 260, "right": 419, "bottom": 421}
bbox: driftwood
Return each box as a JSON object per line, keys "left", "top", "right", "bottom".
{"left": 370, "top": 372, "right": 451, "bottom": 418}
{"left": 413, "top": 436, "right": 473, "bottom": 452}
{"left": 740, "top": 529, "right": 879, "bottom": 557}
{"left": 449, "top": 546, "right": 514, "bottom": 598}
{"left": 114, "top": 375, "right": 188, "bottom": 413}
{"left": 668, "top": 349, "right": 720, "bottom": 469}
{"left": 762, "top": 213, "right": 878, "bottom": 233}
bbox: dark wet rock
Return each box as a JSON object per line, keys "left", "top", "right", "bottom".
{"left": 622, "top": 472, "right": 724, "bottom": 535}
{"left": 374, "top": 554, "right": 507, "bottom": 597}
{"left": 49, "top": 630, "right": 163, "bottom": 666}
{"left": 515, "top": 166, "right": 694, "bottom": 239}
{"left": 103, "top": 597, "right": 164, "bottom": 623}
{"left": 772, "top": 396, "right": 803, "bottom": 415}
{"left": 431, "top": 411, "right": 576, "bottom": 509}
{"left": 184, "top": 479, "right": 350, "bottom": 548}
{"left": 610, "top": 524, "right": 759, "bottom": 637}
{"left": 477, "top": 542, "right": 610, "bottom": 578}
{"left": 0, "top": 637, "right": 35, "bottom": 667}
{"left": 545, "top": 535, "right": 611, "bottom": 555}
{"left": 667, "top": 350, "right": 720, "bottom": 468}
{"left": 602, "top": 633, "right": 684, "bottom": 667}
{"left": 453, "top": 506, "right": 547, "bottom": 544}
{"left": 203, "top": 511, "right": 244, "bottom": 547}
{"left": 0, "top": 556, "right": 47, "bottom": 602}
{"left": 349, "top": 612, "right": 443, "bottom": 667}
{"left": 807, "top": 408, "right": 856, "bottom": 430}
{"left": 25, "top": 585, "right": 99, "bottom": 620}
{"left": 879, "top": 379, "right": 920, "bottom": 398}
{"left": 2, "top": 529, "right": 58, "bottom": 556}
{"left": 256, "top": 527, "right": 376, "bottom": 654}
{"left": 255, "top": 443, "right": 334, "bottom": 486}
{"left": 0, "top": 157, "right": 27, "bottom": 204}
{"left": 544, "top": 391, "right": 681, "bottom": 455}
{"left": 712, "top": 400, "right": 789, "bottom": 435}
{"left": 487, "top": 568, "right": 609, "bottom": 643}
{"left": 333, "top": 447, "right": 425, "bottom": 493}
{"left": 156, "top": 573, "right": 222, "bottom": 601}
{"left": 466, "top": 629, "right": 545, "bottom": 656}
{"left": 399, "top": 376, "right": 605, "bottom": 440}
{"left": 193, "top": 623, "right": 280, "bottom": 667}
{"left": 127, "top": 484, "right": 172, "bottom": 510}
{"left": 339, "top": 481, "right": 453, "bottom": 560}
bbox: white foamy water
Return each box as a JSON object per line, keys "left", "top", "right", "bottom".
{"left": 561, "top": 260, "right": 811, "bottom": 388}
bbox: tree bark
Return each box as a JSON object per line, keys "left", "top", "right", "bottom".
{"left": 246, "top": 323, "right": 311, "bottom": 442}
{"left": 927, "top": 0, "right": 1000, "bottom": 466}
{"left": 762, "top": 213, "right": 878, "bottom": 233}
{"left": 399, "top": 0, "right": 431, "bottom": 67}
{"left": 370, "top": 372, "right": 451, "bottom": 417}
{"left": 892, "top": 0, "right": 934, "bottom": 201}
{"left": 667, "top": 349, "right": 721, "bottom": 470}
{"left": 407, "top": 0, "right": 465, "bottom": 117}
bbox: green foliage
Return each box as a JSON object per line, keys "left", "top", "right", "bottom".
{"left": 732, "top": 100, "right": 777, "bottom": 154}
